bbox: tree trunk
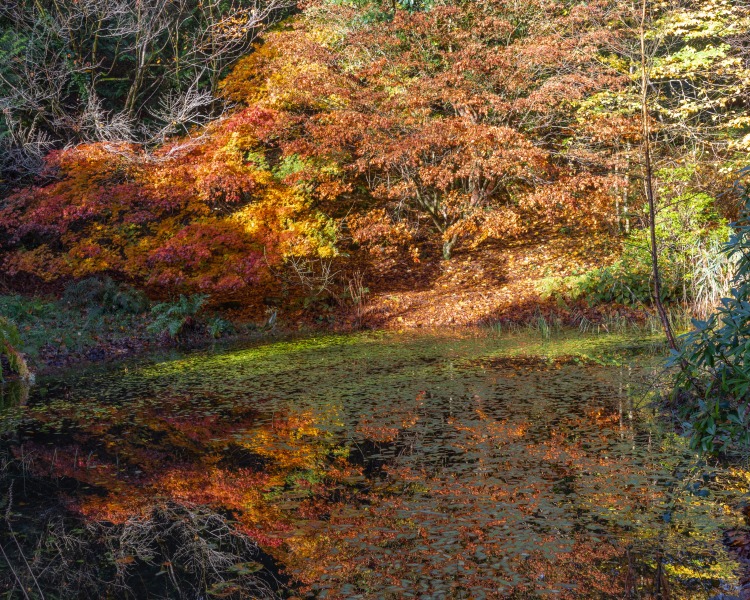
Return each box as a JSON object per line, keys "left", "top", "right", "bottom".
{"left": 640, "top": 0, "right": 678, "bottom": 352}
{"left": 442, "top": 234, "right": 458, "bottom": 260}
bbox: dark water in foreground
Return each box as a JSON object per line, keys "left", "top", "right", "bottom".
{"left": 0, "top": 332, "right": 748, "bottom": 599}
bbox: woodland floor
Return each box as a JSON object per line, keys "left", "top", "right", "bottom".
{"left": 359, "top": 231, "right": 624, "bottom": 329}
{"left": 3, "top": 231, "right": 630, "bottom": 375}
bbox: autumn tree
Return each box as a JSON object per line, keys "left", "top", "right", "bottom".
{"left": 601, "top": 0, "right": 750, "bottom": 340}
{"left": 4, "top": 0, "right": 747, "bottom": 315}
{"left": 0, "top": 103, "right": 341, "bottom": 309}
{"left": 225, "top": 0, "right": 629, "bottom": 259}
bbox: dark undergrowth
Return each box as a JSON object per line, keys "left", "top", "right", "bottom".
{"left": 0, "top": 446, "right": 288, "bottom": 600}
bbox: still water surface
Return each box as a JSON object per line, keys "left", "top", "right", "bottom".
{"left": 1, "top": 332, "right": 748, "bottom": 598}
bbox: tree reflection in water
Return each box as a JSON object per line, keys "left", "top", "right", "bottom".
{"left": 0, "top": 333, "right": 746, "bottom": 598}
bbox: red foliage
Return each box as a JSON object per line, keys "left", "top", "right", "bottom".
{"left": 0, "top": 110, "right": 283, "bottom": 300}
{"left": 140, "top": 221, "right": 262, "bottom": 293}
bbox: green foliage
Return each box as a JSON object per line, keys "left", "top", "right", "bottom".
{"left": 63, "top": 277, "right": 150, "bottom": 315}
{"left": 246, "top": 150, "right": 270, "bottom": 171}
{"left": 273, "top": 154, "right": 308, "bottom": 182}
{"left": 553, "top": 188, "right": 730, "bottom": 309}
{"left": 147, "top": 294, "right": 209, "bottom": 339}
{"left": 671, "top": 185, "right": 750, "bottom": 454}
{"left": 0, "top": 294, "right": 57, "bottom": 322}
{"left": 562, "top": 263, "right": 655, "bottom": 307}
{"left": 0, "top": 316, "right": 29, "bottom": 381}
{"left": 0, "top": 294, "right": 150, "bottom": 358}
{"left": 324, "top": 0, "right": 434, "bottom": 23}
{"left": 0, "top": 294, "right": 89, "bottom": 355}
{"left": 649, "top": 0, "right": 750, "bottom": 149}
{"left": 207, "top": 316, "right": 236, "bottom": 339}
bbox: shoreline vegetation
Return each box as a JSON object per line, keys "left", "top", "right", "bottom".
{"left": 0, "top": 283, "right": 684, "bottom": 378}
{"left": 1, "top": 0, "right": 748, "bottom": 398}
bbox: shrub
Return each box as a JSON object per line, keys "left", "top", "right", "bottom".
{"left": 670, "top": 190, "right": 750, "bottom": 453}
{"left": 207, "top": 316, "right": 236, "bottom": 339}
{"left": 0, "top": 293, "right": 150, "bottom": 358}
{"left": 557, "top": 191, "right": 730, "bottom": 310}
{"left": 0, "top": 294, "right": 56, "bottom": 322}
{"left": 0, "top": 316, "right": 30, "bottom": 381}
{"left": 147, "top": 294, "right": 209, "bottom": 339}
{"left": 63, "top": 277, "right": 150, "bottom": 315}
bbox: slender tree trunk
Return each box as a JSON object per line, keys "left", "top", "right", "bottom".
{"left": 624, "top": 146, "right": 631, "bottom": 235}
{"left": 615, "top": 163, "right": 621, "bottom": 234}
{"left": 443, "top": 234, "right": 458, "bottom": 260}
{"left": 640, "top": 0, "right": 678, "bottom": 352}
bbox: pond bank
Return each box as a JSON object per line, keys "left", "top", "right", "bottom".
{"left": 7, "top": 293, "right": 661, "bottom": 379}
{"left": 0, "top": 230, "right": 652, "bottom": 378}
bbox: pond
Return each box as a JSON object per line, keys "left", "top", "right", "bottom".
{"left": 0, "top": 331, "right": 748, "bottom": 599}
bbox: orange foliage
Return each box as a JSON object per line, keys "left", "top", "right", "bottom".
{"left": 222, "top": 0, "right": 630, "bottom": 259}
{"left": 0, "top": 107, "right": 337, "bottom": 304}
